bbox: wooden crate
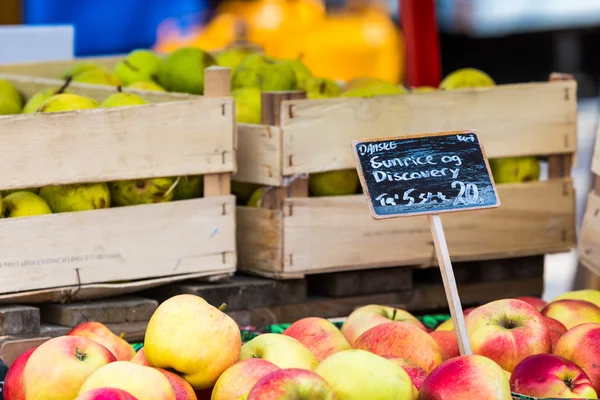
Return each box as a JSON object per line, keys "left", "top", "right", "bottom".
{"left": 235, "top": 76, "right": 578, "bottom": 278}
{"left": 0, "top": 55, "right": 124, "bottom": 79}
{"left": 0, "top": 67, "right": 236, "bottom": 300}
{"left": 579, "top": 125, "right": 600, "bottom": 274}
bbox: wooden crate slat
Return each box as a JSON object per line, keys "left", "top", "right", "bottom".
{"left": 0, "top": 196, "right": 236, "bottom": 293}
{"left": 281, "top": 179, "right": 575, "bottom": 274}
{"left": 279, "top": 81, "right": 577, "bottom": 175}
{"left": 237, "top": 207, "right": 283, "bottom": 273}
{"left": 580, "top": 191, "right": 600, "bottom": 274}
{"left": 0, "top": 56, "right": 124, "bottom": 79}
{"left": 591, "top": 126, "right": 600, "bottom": 177}
{"left": 233, "top": 124, "right": 283, "bottom": 186}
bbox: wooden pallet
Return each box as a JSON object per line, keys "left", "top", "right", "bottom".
{"left": 0, "top": 68, "right": 235, "bottom": 300}
{"left": 235, "top": 76, "right": 577, "bottom": 279}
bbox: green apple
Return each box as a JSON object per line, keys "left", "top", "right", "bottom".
{"left": 239, "top": 333, "right": 318, "bottom": 371}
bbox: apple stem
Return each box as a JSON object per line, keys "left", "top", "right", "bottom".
{"left": 392, "top": 309, "right": 398, "bottom": 321}
{"left": 75, "top": 347, "right": 87, "bottom": 361}
{"left": 218, "top": 303, "right": 227, "bottom": 311}
{"left": 119, "top": 332, "right": 126, "bottom": 339}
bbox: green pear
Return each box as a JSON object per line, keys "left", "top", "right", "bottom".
{"left": 72, "top": 69, "right": 122, "bottom": 86}
{"left": 173, "top": 175, "right": 203, "bottom": 200}
{"left": 232, "top": 87, "right": 261, "bottom": 124}
{"left": 22, "top": 79, "right": 72, "bottom": 114}
{"left": 39, "top": 183, "right": 111, "bottom": 212}
{"left": 0, "top": 96, "right": 22, "bottom": 115}
{"left": 305, "top": 77, "right": 342, "bottom": 99}
{"left": 3, "top": 191, "right": 52, "bottom": 218}
{"left": 38, "top": 93, "right": 99, "bottom": 113}
{"left": 0, "top": 78, "right": 23, "bottom": 108}
{"left": 232, "top": 181, "right": 260, "bottom": 205}
{"left": 280, "top": 57, "right": 313, "bottom": 90}
{"left": 440, "top": 68, "right": 495, "bottom": 90}
{"left": 309, "top": 170, "right": 359, "bottom": 197}
{"left": 342, "top": 83, "right": 407, "bottom": 98}
{"left": 489, "top": 157, "right": 540, "bottom": 184}
{"left": 247, "top": 187, "right": 263, "bottom": 207}
{"left": 214, "top": 45, "right": 261, "bottom": 74}
{"left": 100, "top": 88, "right": 148, "bottom": 108}
{"left": 232, "top": 53, "right": 296, "bottom": 91}
{"left": 60, "top": 62, "right": 107, "bottom": 80}
{"left": 344, "top": 77, "right": 391, "bottom": 91}
{"left": 109, "top": 177, "right": 177, "bottom": 206}
{"left": 157, "top": 47, "right": 217, "bottom": 94}
{"left": 114, "top": 49, "right": 163, "bottom": 85}
{"left": 126, "top": 81, "right": 166, "bottom": 92}
{"left": 1, "top": 188, "right": 38, "bottom": 197}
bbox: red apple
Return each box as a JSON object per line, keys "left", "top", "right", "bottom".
{"left": 418, "top": 354, "right": 512, "bottom": 399}
{"left": 462, "top": 307, "right": 476, "bottom": 316}
{"left": 354, "top": 322, "right": 443, "bottom": 373}
{"left": 4, "top": 347, "right": 36, "bottom": 400}
{"left": 75, "top": 388, "right": 139, "bottom": 400}
{"left": 465, "top": 299, "right": 551, "bottom": 372}
{"left": 23, "top": 336, "right": 117, "bottom": 400}
{"left": 542, "top": 316, "right": 567, "bottom": 351}
{"left": 434, "top": 309, "right": 476, "bottom": 332}
{"left": 553, "top": 322, "right": 600, "bottom": 393}
{"left": 247, "top": 369, "right": 336, "bottom": 400}
{"left": 541, "top": 299, "right": 600, "bottom": 330}
{"left": 68, "top": 322, "right": 136, "bottom": 361}
{"left": 429, "top": 331, "right": 460, "bottom": 361}
{"left": 510, "top": 354, "right": 597, "bottom": 398}
{"left": 156, "top": 369, "right": 197, "bottom": 400}
{"left": 282, "top": 317, "right": 351, "bottom": 361}
{"left": 383, "top": 356, "right": 428, "bottom": 390}
{"left": 211, "top": 358, "right": 281, "bottom": 400}
{"left": 515, "top": 296, "right": 547, "bottom": 311}
{"left": 130, "top": 348, "right": 149, "bottom": 366}
{"left": 341, "top": 305, "right": 426, "bottom": 346}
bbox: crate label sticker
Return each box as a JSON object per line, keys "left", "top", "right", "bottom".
{"left": 352, "top": 130, "right": 500, "bottom": 219}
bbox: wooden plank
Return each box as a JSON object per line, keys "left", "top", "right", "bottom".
{"left": 591, "top": 125, "right": 600, "bottom": 177}
{"left": 105, "top": 321, "right": 148, "bottom": 343}
{"left": 40, "top": 297, "right": 158, "bottom": 327}
{"left": 0, "top": 306, "right": 40, "bottom": 335}
{"left": 548, "top": 154, "right": 574, "bottom": 179}
{"left": 281, "top": 180, "right": 575, "bottom": 274}
{"left": 580, "top": 191, "right": 600, "bottom": 275}
{"left": 146, "top": 275, "right": 306, "bottom": 310}
{"left": 280, "top": 81, "right": 577, "bottom": 175}
{"left": 0, "top": 0, "right": 22, "bottom": 25}
{"left": 0, "top": 56, "right": 123, "bottom": 78}
{"left": 0, "top": 196, "right": 236, "bottom": 294}
{"left": 307, "top": 267, "right": 413, "bottom": 298}
{"left": 237, "top": 206, "right": 284, "bottom": 273}
{"left": 0, "top": 79, "right": 234, "bottom": 190}
{"left": 233, "top": 124, "right": 283, "bottom": 186}
{"left": 1, "top": 337, "right": 51, "bottom": 367}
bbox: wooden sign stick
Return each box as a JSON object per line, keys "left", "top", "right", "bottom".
{"left": 428, "top": 214, "right": 472, "bottom": 355}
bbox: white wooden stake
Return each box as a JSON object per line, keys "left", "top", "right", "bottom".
{"left": 428, "top": 214, "right": 472, "bottom": 355}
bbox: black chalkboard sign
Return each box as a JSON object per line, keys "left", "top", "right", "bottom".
{"left": 352, "top": 130, "right": 500, "bottom": 219}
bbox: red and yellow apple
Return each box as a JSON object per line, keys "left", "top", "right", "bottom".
{"left": 542, "top": 316, "right": 567, "bottom": 351}
{"left": 383, "top": 356, "right": 428, "bottom": 391}
{"left": 418, "top": 354, "right": 512, "bottom": 399}
{"left": 316, "top": 349, "right": 414, "bottom": 399}
{"left": 541, "top": 299, "right": 600, "bottom": 330}
{"left": 23, "top": 336, "right": 116, "bottom": 400}
{"left": 247, "top": 368, "right": 336, "bottom": 400}
{"left": 515, "top": 296, "right": 547, "bottom": 311}
{"left": 429, "top": 331, "right": 460, "bottom": 361}
{"left": 211, "top": 358, "right": 280, "bottom": 400}
{"left": 239, "top": 333, "right": 318, "bottom": 370}
{"left": 78, "top": 361, "right": 176, "bottom": 400}
{"left": 354, "top": 322, "right": 443, "bottom": 373}
{"left": 465, "top": 299, "right": 551, "bottom": 372}
{"left": 156, "top": 368, "right": 197, "bottom": 400}
{"left": 553, "top": 322, "right": 600, "bottom": 393}
{"left": 282, "top": 317, "right": 351, "bottom": 361}
{"left": 68, "top": 321, "right": 136, "bottom": 362}
{"left": 75, "top": 388, "right": 139, "bottom": 400}
{"left": 130, "top": 348, "right": 149, "bottom": 366}
{"left": 553, "top": 289, "right": 600, "bottom": 308}
{"left": 434, "top": 309, "right": 476, "bottom": 332}
{"left": 4, "top": 347, "right": 36, "bottom": 400}
{"left": 510, "top": 353, "right": 597, "bottom": 398}
{"left": 144, "top": 294, "right": 241, "bottom": 390}
{"left": 341, "top": 305, "right": 426, "bottom": 346}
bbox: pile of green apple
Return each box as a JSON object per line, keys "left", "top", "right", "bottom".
{"left": 6, "top": 289, "right": 600, "bottom": 399}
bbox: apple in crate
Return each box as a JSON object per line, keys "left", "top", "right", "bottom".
{"left": 542, "top": 316, "right": 567, "bottom": 351}
{"left": 552, "top": 289, "right": 600, "bottom": 308}
{"left": 434, "top": 308, "right": 476, "bottom": 332}
{"left": 144, "top": 294, "right": 241, "bottom": 390}
{"left": 554, "top": 322, "right": 600, "bottom": 393}
{"left": 239, "top": 333, "right": 319, "bottom": 370}
{"left": 78, "top": 361, "right": 176, "bottom": 400}
{"left": 418, "top": 354, "right": 512, "bottom": 400}
{"left": 247, "top": 369, "right": 336, "bottom": 400}
{"left": 23, "top": 336, "right": 117, "bottom": 400}
{"left": 354, "top": 322, "right": 443, "bottom": 373}
{"left": 465, "top": 298, "right": 551, "bottom": 372}
{"left": 383, "top": 356, "right": 428, "bottom": 391}
{"left": 4, "top": 347, "right": 36, "bottom": 400}
{"left": 282, "top": 317, "right": 351, "bottom": 361}
{"left": 211, "top": 358, "right": 280, "bottom": 400}
{"left": 130, "top": 348, "right": 148, "bottom": 366}
{"left": 316, "top": 349, "right": 414, "bottom": 400}
{"left": 515, "top": 296, "right": 547, "bottom": 311}
{"left": 341, "top": 305, "right": 426, "bottom": 345}
{"left": 510, "top": 354, "right": 598, "bottom": 398}
{"left": 429, "top": 331, "right": 460, "bottom": 361}
{"left": 156, "top": 368, "right": 197, "bottom": 400}
{"left": 75, "top": 388, "right": 139, "bottom": 400}
{"left": 68, "top": 321, "right": 136, "bottom": 361}
{"left": 541, "top": 299, "right": 600, "bottom": 329}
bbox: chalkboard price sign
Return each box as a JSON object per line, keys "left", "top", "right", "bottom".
{"left": 352, "top": 130, "right": 500, "bottom": 219}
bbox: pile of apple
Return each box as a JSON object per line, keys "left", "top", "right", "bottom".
{"left": 6, "top": 290, "right": 600, "bottom": 400}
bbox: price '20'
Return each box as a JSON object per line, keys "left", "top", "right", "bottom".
{"left": 452, "top": 181, "right": 479, "bottom": 205}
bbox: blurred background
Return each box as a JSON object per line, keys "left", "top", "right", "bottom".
{"left": 2, "top": 0, "right": 600, "bottom": 298}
